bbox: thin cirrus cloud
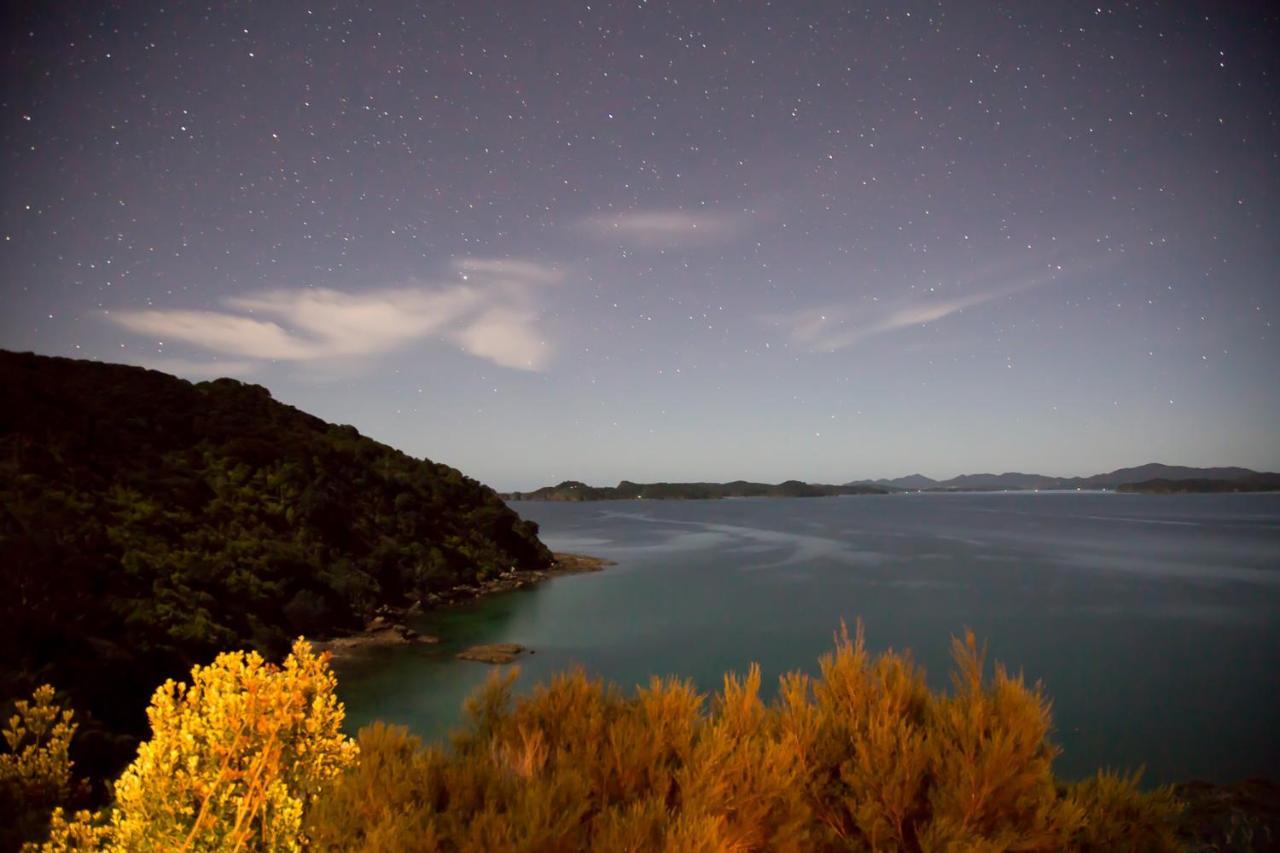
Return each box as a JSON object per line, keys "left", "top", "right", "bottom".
{"left": 580, "top": 208, "right": 744, "bottom": 247}
{"left": 454, "top": 256, "right": 564, "bottom": 284}
{"left": 776, "top": 265, "right": 1062, "bottom": 352}
{"left": 109, "top": 259, "right": 560, "bottom": 372}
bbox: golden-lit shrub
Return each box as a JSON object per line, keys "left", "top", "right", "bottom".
{"left": 787, "top": 623, "right": 934, "bottom": 847}
{"left": 111, "top": 638, "right": 356, "bottom": 850}
{"left": 1, "top": 685, "right": 84, "bottom": 848}
{"left": 26, "top": 807, "right": 111, "bottom": 852}
{"left": 677, "top": 665, "right": 811, "bottom": 850}
{"left": 29, "top": 627, "right": 1184, "bottom": 850}
{"left": 918, "top": 630, "right": 1085, "bottom": 849}
{"left": 1066, "top": 768, "right": 1182, "bottom": 851}
{"left": 302, "top": 723, "right": 442, "bottom": 852}
{"left": 307, "top": 624, "right": 1184, "bottom": 851}
{"left": 35, "top": 639, "right": 356, "bottom": 852}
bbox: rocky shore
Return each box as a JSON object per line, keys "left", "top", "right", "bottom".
{"left": 310, "top": 552, "right": 613, "bottom": 659}
{"left": 1174, "top": 777, "right": 1280, "bottom": 851}
{"left": 456, "top": 643, "right": 526, "bottom": 664}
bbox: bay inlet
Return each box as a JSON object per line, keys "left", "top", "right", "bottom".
{"left": 337, "top": 491, "right": 1280, "bottom": 784}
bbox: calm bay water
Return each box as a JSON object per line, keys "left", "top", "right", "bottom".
{"left": 338, "top": 492, "right": 1280, "bottom": 784}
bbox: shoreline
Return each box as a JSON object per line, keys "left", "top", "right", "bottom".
{"left": 310, "top": 552, "right": 614, "bottom": 659}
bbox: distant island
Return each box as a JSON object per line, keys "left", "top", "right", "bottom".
{"left": 509, "top": 464, "right": 1279, "bottom": 501}
{"left": 503, "top": 479, "right": 888, "bottom": 501}
{"left": 850, "top": 463, "right": 1278, "bottom": 492}
{"left": 1117, "top": 474, "right": 1280, "bottom": 494}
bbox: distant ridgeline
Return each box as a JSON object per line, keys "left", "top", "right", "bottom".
{"left": 503, "top": 479, "right": 889, "bottom": 501}
{"left": 850, "top": 463, "right": 1280, "bottom": 493}
{"left": 0, "top": 350, "right": 551, "bottom": 777}
{"left": 1115, "top": 475, "right": 1280, "bottom": 494}
{"left": 505, "top": 464, "right": 1278, "bottom": 502}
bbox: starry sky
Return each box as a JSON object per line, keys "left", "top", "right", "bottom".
{"left": 3, "top": 1, "right": 1277, "bottom": 490}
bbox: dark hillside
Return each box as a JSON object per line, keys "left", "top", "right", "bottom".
{"left": 0, "top": 350, "right": 551, "bottom": 778}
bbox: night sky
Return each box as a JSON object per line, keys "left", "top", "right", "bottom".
{"left": 3, "top": 2, "right": 1277, "bottom": 489}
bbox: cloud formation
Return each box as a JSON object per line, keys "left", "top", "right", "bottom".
{"left": 110, "top": 259, "right": 557, "bottom": 371}
{"left": 581, "top": 209, "right": 742, "bottom": 247}
{"left": 775, "top": 268, "right": 1059, "bottom": 352}
{"left": 454, "top": 257, "right": 564, "bottom": 284}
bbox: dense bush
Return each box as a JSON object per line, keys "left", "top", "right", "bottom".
{"left": 0, "top": 351, "right": 552, "bottom": 782}
{"left": 7, "top": 629, "right": 1186, "bottom": 850}
{"left": 0, "top": 687, "right": 85, "bottom": 851}
{"left": 7, "top": 625, "right": 1187, "bottom": 845}
{"left": 305, "top": 625, "right": 1182, "bottom": 851}
{"left": 29, "top": 640, "right": 357, "bottom": 852}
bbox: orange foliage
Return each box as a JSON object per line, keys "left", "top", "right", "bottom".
{"left": 306, "top": 624, "right": 1182, "bottom": 851}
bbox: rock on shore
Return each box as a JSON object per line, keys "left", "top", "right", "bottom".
{"left": 456, "top": 643, "right": 525, "bottom": 664}
{"left": 310, "top": 552, "right": 613, "bottom": 659}
{"left": 310, "top": 622, "right": 440, "bottom": 658}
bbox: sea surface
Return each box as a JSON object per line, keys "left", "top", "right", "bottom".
{"left": 337, "top": 492, "right": 1280, "bottom": 784}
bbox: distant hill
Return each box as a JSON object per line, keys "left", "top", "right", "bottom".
{"left": 1117, "top": 474, "right": 1280, "bottom": 494}
{"left": 849, "top": 464, "right": 1272, "bottom": 492}
{"left": 849, "top": 474, "right": 939, "bottom": 490}
{"left": 0, "top": 350, "right": 552, "bottom": 778}
{"left": 518, "top": 465, "right": 1275, "bottom": 502}
{"left": 931, "top": 472, "right": 1058, "bottom": 491}
{"left": 504, "top": 479, "right": 887, "bottom": 501}
{"left": 1076, "top": 464, "right": 1263, "bottom": 489}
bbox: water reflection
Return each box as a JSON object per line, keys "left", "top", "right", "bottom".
{"left": 338, "top": 492, "right": 1280, "bottom": 784}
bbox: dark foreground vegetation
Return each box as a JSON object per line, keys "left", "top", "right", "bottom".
{"left": 505, "top": 479, "right": 887, "bottom": 501}
{"left": 0, "top": 351, "right": 551, "bottom": 787}
{"left": 3, "top": 627, "right": 1220, "bottom": 851}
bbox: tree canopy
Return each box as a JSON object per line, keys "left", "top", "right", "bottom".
{"left": 0, "top": 351, "right": 550, "bottom": 782}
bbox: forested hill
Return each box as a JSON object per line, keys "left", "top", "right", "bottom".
{"left": 0, "top": 350, "right": 551, "bottom": 776}
{"left": 1116, "top": 474, "right": 1280, "bottom": 494}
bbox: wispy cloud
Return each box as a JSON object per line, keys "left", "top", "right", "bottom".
{"left": 580, "top": 209, "right": 743, "bottom": 247}
{"left": 454, "top": 257, "right": 564, "bottom": 284}
{"left": 109, "top": 258, "right": 558, "bottom": 372}
{"left": 774, "top": 266, "right": 1060, "bottom": 352}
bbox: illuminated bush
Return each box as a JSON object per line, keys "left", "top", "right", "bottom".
{"left": 1065, "top": 768, "right": 1183, "bottom": 851}
{"left": 35, "top": 639, "right": 356, "bottom": 851}
{"left": 306, "top": 625, "right": 1183, "bottom": 851}
{"left": 1, "top": 686, "right": 83, "bottom": 848}
{"left": 24, "top": 628, "right": 1183, "bottom": 850}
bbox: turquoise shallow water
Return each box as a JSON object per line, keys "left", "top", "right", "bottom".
{"left": 337, "top": 492, "right": 1280, "bottom": 784}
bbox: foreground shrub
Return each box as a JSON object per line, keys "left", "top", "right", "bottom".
{"left": 23, "top": 628, "right": 1183, "bottom": 850}
{"left": 1, "top": 686, "right": 85, "bottom": 849}
{"left": 34, "top": 639, "right": 356, "bottom": 851}
{"left": 306, "top": 625, "right": 1183, "bottom": 851}
{"left": 1066, "top": 769, "right": 1183, "bottom": 851}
